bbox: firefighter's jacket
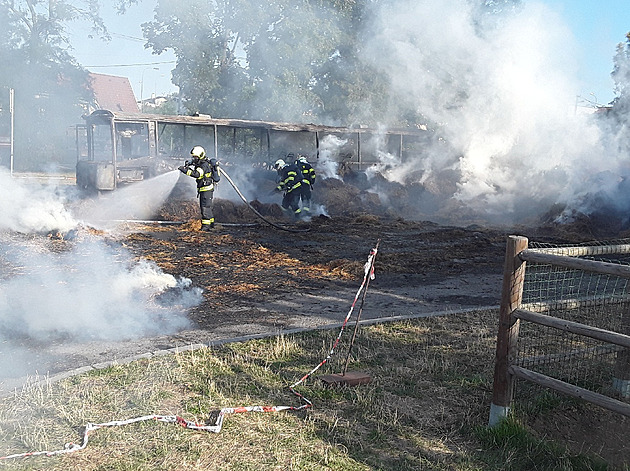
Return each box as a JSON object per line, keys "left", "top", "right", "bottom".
{"left": 185, "top": 158, "right": 220, "bottom": 193}
{"left": 276, "top": 163, "right": 303, "bottom": 194}
{"left": 296, "top": 160, "right": 316, "bottom": 186}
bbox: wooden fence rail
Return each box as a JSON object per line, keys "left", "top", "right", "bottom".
{"left": 519, "top": 249, "right": 630, "bottom": 278}
{"left": 513, "top": 309, "right": 630, "bottom": 348}
{"left": 509, "top": 366, "right": 630, "bottom": 417}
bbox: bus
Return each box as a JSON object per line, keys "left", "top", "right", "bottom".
{"left": 76, "top": 109, "right": 429, "bottom": 192}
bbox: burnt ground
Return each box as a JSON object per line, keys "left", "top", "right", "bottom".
{"left": 1, "top": 173, "right": 630, "bottom": 467}
{"left": 7, "top": 211, "right": 509, "bottom": 382}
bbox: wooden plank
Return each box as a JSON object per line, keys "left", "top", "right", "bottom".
{"left": 529, "top": 244, "right": 630, "bottom": 257}
{"left": 320, "top": 371, "right": 372, "bottom": 387}
{"left": 509, "top": 365, "right": 630, "bottom": 417}
{"left": 513, "top": 308, "right": 630, "bottom": 348}
{"left": 519, "top": 250, "right": 630, "bottom": 279}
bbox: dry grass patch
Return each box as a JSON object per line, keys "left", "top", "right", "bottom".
{"left": 0, "top": 311, "right": 612, "bottom": 470}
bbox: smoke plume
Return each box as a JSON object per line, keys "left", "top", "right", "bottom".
{"left": 0, "top": 168, "right": 77, "bottom": 233}
{"left": 0, "top": 170, "right": 202, "bottom": 383}
{"left": 352, "top": 0, "right": 605, "bottom": 223}
{"left": 0, "top": 238, "right": 198, "bottom": 342}
{"left": 345, "top": 0, "right": 630, "bottom": 225}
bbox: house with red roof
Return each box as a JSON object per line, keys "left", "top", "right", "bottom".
{"left": 87, "top": 73, "right": 139, "bottom": 113}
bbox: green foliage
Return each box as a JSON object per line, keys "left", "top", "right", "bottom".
{"left": 143, "top": 0, "right": 392, "bottom": 125}
{"left": 0, "top": 0, "right": 131, "bottom": 169}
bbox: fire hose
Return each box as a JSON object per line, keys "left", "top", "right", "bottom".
{"left": 218, "top": 167, "right": 310, "bottom": 233}
{"left": 0, "top": 241, "right": 380, "bottom": 460}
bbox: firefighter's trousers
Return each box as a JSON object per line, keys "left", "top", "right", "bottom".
{"left": 199, "top": 190, "right": 215, "bottom": 227}
{"left": 281, "top": 189, "right": 301, "bottom": 214}
{"left": 299, "top": 183, "right": 312, "bottom": 211}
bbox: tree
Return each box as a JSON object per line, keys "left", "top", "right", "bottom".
{"left": 307, "top": 0, "right": 390, "bottom": 125}
{"left": 143, "top": 0, "right": 253, "bottom": 118}
{"left": 142, "top": 0, "right": 393, "bottom": 125}
{"left": 0, "top": 0, "right": 128, "bottom": 170}
{"left": 612, "top": 32, "right": 630, "bottom": 114}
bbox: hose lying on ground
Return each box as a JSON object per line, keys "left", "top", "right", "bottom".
{"left": 218, "top": 167, "right": 310, "bottom": 233}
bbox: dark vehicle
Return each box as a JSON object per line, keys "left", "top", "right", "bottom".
{"left": 77, "top": 109, "right": 428, "bottom": 192}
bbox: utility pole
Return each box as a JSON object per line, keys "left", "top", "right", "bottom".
{"left": 9, "top": 88, "right": 14, "bottom": 176}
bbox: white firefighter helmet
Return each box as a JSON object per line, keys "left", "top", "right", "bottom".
{"left": 298, "top": 155, "right": 308, "bottom": 163}
{"left": 274, "top": 159, "right": 286, "bottom": 170}
{"left": 190, "top": 146, "right": 206, "bottom": 159}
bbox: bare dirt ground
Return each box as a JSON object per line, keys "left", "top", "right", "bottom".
{"left": 5, "top": 212, "right": 508, "bottom": 386}
{"left": 1, "top": 173, "right": 629, "bottom": 467}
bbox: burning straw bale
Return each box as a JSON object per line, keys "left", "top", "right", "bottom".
{"left": 317, "top": 178, "right": 387, "bottom": 216}
{"left": 155, "top": 199, "right": 200, "bottom": 222}
{"left": 213, "top": 199, "right": 264, "bottom": 223}
{"left": 157, "top": 195, "right": 283, "bottom": 226}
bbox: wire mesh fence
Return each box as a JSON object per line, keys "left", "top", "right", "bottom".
{"left": 512, "top": 238, "right": 630, "bottom": 412}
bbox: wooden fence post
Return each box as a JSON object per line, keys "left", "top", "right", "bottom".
{"left": 489, "top": 235, "right": 528, "bottom": 426}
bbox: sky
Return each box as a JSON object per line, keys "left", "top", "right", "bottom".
{"left": 544, "top": 0, "right": 630, "bottom": 107}
{"left": 67, "top": 0, "right": 630, "bottom": 108}
{"left": 68, "top": 0, "right": 178, "bottom": 100}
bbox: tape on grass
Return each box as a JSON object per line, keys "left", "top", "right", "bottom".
{"left": 0, "top": 241, "right": 380, "bottom": 460}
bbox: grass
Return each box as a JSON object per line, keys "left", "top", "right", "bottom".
{"left": 0, "top": 310, "right": 616, "bottom": 470}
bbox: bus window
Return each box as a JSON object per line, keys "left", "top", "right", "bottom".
{"left": 156, "top": 123, "right": 214, "bottom": 159}
{"left": 184, "top": 124, "right": 214, "bottom": 155}
{"left": 157, "top": 123, "right": 185, "bottom": 156}
{"left": 115, "top": 123, "right": 149, "bottom": 160}
{"left": 91, "top": 123, "right": 113, "bottom": 162}
{"left": 268, "top": 130, "right": 314, "bottom": 162}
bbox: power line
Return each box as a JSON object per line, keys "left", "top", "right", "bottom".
{"left": 110, "top": 32, "right": 145, "bottom": 42}
{"left": 84, "top": 60, "right": 176, "bottom": 68}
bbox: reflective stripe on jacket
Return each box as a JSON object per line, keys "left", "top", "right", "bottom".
{"left": 296, "top": 161, "right": 316, "bottom": 186}
{"left": 186, "top": 158, "right": 220, "bottom": 192}
{"left": 276, "top": 163, "right": 303, "bottom": 193}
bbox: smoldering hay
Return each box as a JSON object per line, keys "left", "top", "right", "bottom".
{"left": 0, "top": 239, "right": 199, "bottom": 342}
{"left": 351, "top": 0, "right": 630, "bottom": 225}
{"left": 0, "top": 168, "right": 202, "bottom": 348}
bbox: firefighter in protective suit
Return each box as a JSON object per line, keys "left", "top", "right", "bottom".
{"left": 179, "top": 146, "right": 220, "bottom": 231}
{"left": 273, "top": 158, "right": 303, "bottom": 217}
{"left": 294, "top": 154, "right": 316, "bottom": 214}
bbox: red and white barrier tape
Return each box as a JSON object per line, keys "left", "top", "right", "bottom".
{"left": 288, "top": 242, "right": 378, "bottom": 399}
{"left": 0, "top": 242, "right": 379, "bottom": 460}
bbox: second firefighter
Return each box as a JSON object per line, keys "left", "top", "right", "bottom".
{"left": 294, "top": 154, "right": 316, "bottom": 214}
{"left": 273, "top": 158, "right": 303, "bottom": 218}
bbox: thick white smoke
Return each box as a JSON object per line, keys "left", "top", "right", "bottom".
{"left": 0, "top": 170, "right": 202, "bottom": 381}
{"left": 213, "top": 163, "right": 273, "bottom": 204}
{"left": 318, "top": 135, "right": 344, "bottom": 180}
{"left": 0, "top": 238, "right": 198, "bottom": 342}
{"left": 0, "top": 168, "right": 77, "bottom": 233}
{"left": 361, "top": 0, "right": 618, "bottom": 224}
